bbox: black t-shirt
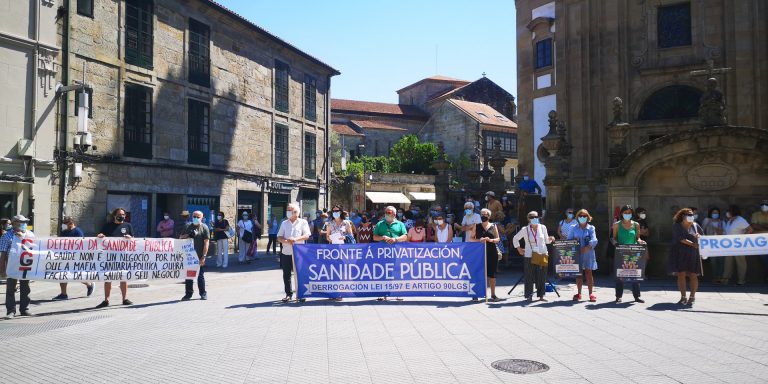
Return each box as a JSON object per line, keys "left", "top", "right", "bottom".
{"left": 214, "top": 219, "right": 229, "bottom": 240}
{"left": 99, "top": 222, "right": 134, "bottom": 237}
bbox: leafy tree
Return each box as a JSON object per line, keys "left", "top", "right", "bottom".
{"left": 389, "top": 135, "right": 442, "bottom": 174}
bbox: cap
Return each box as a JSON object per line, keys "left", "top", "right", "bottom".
{"left": 12, "top": 214, "right": 30, "bottom": 222}
{"left": 181, "top": 210, "right": 190, "bottom": 216}
{"left": 485, "top": 191, "right": 495, "bottom": 197}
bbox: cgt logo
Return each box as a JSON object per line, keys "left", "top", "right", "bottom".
{"left": 18, "top": 238, "right": 35, "bottom": 279}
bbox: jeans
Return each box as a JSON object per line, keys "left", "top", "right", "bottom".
{"left": 238, "top": 238, "right": 250, "bottom": 262}
{"left": 185, "top": 265, "right": 206, "bottom": 296}
{"left": 266, "top": 234, "right": 279, "bottom": 253}
{"left": 615, "top": 279, "right": 641, "bottom": 299}
{"left": 280, "top": 253, "right": 294, "bottom": 296}
{"left": 523, "top": 258, "right": 546, "bottom": 299}
{"left": 5, "top": 278, "right": 30, "bottom": 314}
{"left": 216, "top": 239, "right": 228, "bottom": 267}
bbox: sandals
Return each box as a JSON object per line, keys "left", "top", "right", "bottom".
{"left": 573, "top": 294, "right": 581, "bottom": 301}
{"left": 588, "top": 294, "right": 596, "bottom": 302}
{"left": 281, "top": 294, "right": 292, "bottom": 303}
{"left": 677, "top": 297, "right": 687, "bottom": 305}
{"left": 686, "top": 297, "right": 695, "bottom": 306}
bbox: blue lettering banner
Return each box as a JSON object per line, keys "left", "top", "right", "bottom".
{"left": 293, "top": 242, "right": 487, "bottom": 299}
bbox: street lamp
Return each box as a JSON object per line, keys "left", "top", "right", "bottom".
{"left": 357, "top": 143, "right": 366, "bottom": 211}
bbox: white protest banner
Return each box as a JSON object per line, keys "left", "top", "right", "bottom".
{"left": 699, "top": 234, "right": 768, "bottom": 259}
{"left": 6, "top": 237, "right": 200, "bottom": 282}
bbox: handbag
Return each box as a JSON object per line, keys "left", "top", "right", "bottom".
{"left": 225, "top": 226, "right": 236, "bottom": 239}
{"left": 241, "top": 220, "right": 254, "bottom": 243}
{"left": 527, "top": 226, "right": 548, "bottom": 267}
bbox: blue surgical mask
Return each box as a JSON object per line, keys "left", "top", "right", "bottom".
{"left": 523, "top": 176, "right": 530, "bottom": 181}
{"left": 530, "top": 218, "right": 539, "bottom": 225}
{"left": 19, "top": 223, "right": 27, "bottom": 231}
{"left": 712, "top": 213, "right": 720, "bottom": 219}
{"left": 567, "top": 213, "right": 574, "bottom": 220}
{"left": 465, "top": 209, "right": 472, "bottom": 215}
{"left": 192, "top": 217, "right": 201, "bottom": 225}
{"left": 685, "top": 215, "right": 695, "bottom": 223}
{"left": 622, "top": 213, "right": 632, "bottom": 221}
{"left": 332, "top": 212, "right": 341, "bottom": 219}
{"left": 578, "top": 217, "right": 588, "bottom": 224}
{"left": 4, "top": 224, "right": 11, "bottom": 230}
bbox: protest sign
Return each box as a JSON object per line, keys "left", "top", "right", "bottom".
{"left": 6, "top": 237, "right": 200, "bottom": 282}
{"left": 614, "top": 244, "right": 647, "bottom": 281}
{"left": 553, "top": 240, "right": 581, "bottom": 276}
{"left": 293, "top": 242, "right": 486, "bottom": 299}
{"left": 699, "top": 234, "right": 768, "bottom": 259}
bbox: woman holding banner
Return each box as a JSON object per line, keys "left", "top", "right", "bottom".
{"left": 434, "top": 214, "right": 453, "bottom": 243}
{"left": 567, "top": 209, "right": 598, "bottom": 302}
{"left": 670, "top": 208, "right": 704, "bottom": 306}
{"left": 326, "top": 205, "right": 354, "bottom": 245}
{"left": 471, "top": 208, "right": 502, "bottom": 301}
{"left": 611, "top": 205, "right": 646, "bottom": 304}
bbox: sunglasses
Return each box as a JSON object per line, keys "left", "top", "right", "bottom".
{"left": 578, "top": 215, "right": 588, "bottom": 218}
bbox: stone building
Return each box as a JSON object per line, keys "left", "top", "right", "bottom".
{"left": 516, "top": 0, "right": 768, "bottom": 278}
{"left": 0, "top": 0, "right": 60, "bottom": 235}
{"left": 55, "top": 0, "right": 338, "bottom": 237}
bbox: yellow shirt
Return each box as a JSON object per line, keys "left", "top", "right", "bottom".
{"left": 750, "top": 211, "right": 768, "bottom": 233}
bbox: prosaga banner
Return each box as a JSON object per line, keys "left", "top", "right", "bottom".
{"left": 614, "top": 244, "right": 647, "bottom": 281}
{"left": 553, "top": 240, "right": 581, "bottom": 277}
{"left": 293, "top": 242, "right": 487, "bottom": 299}
{"left": 699, "top": 234, "right": 768, "bottom": 259}
{"left": 6, "top": 236, "right": 200, "bottom": 282}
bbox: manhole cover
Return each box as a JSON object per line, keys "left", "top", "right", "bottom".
{"left": 127, "top": 283, "right": 149, "bottom": 288}
{"left": 492, "top": 359, "right": 550, "bottom": 374}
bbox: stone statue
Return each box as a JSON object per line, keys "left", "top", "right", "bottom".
{"left": 699, "top": 77, "right": 727, "bottom": 126}
{"left": 612, "top": 97, "right": 623, "bottom": 124}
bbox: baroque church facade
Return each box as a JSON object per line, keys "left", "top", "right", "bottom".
{"left": 516, "top": 0, "right": 768, "bottom": 278}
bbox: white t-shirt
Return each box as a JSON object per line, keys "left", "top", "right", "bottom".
{"left": 461, "top": 213, "right": 481, "bottom": 242}
{"left": 725, "top": 216, "right": 750, "bottom": 235}
{"left": 237, "top": 219, "right": 254, "bottom": 238}
{"left": 277, "top": 218, "right": 311, "bottom": 255}
{"left": 512, "top": 224, "right": 552, "bottom": 258}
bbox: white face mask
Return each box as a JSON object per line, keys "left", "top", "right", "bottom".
{"left": 61, "top": 223, "right": 69, "bottom": 231}
{"left": 435, "top": 220, "right": 444, "bottom": 226}
{"left": 164, "top": 215, "right": 170, "bottom": 220}
{"left": 638, "top": 213, "right": 646, "bottom": 220}
{"left": 762, "top": 205, "right": 768, "bottom": 213}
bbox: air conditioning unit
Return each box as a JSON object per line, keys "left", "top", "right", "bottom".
{"left": 17, "top": 139, "right": 33, "bottom": 157}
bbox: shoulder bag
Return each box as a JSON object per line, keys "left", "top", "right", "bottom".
{"left": 527, "top": 226, "right": 549, "bottom": 267}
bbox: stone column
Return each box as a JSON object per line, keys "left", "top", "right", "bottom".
{"left": 540, "top": 110, "right": 569, "bottom": 226}
{"left": 431, "top": 142, "right": 451, "bottom": 207}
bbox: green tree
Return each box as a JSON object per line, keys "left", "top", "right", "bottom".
{"left": 389, "top": 135, "right": 442, "bottom": 174}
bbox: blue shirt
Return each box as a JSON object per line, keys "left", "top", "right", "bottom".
{"left": 0, "top": 230, "right": 14, "bottom": 252}
{"left": 61, "top": 227, "right": 85, "bottom": 237}
{"left": 518, "top": 179, "right": 541, "bottom": 194}
{"left": 567, "top": 224, "right": 598, "bottom": 259}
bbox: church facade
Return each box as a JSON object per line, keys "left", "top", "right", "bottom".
{"left": 516, "top": 0, "right": 768, "bottom": 278}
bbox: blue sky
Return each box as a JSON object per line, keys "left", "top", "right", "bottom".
{"left": 215, "top": 0, "right": 518, "bottom": 103}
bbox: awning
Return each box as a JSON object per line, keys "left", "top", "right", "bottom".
{"left": 408, "top": 192, "right": 436, "bottom": 201}
{"left": 365, "top": 192, "right": 411, "bottom": 204}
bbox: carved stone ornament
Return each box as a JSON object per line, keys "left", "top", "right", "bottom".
{"left": 686, "top": 160, "right": 738, "bottom": 191}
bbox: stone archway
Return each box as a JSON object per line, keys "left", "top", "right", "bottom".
{"left": 606, "top": 126, "right": 768, "bottom": 278}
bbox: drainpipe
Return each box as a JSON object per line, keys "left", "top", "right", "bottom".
{"left": 325, "top": 74, "right": 332, "bottom": 209}
{"left": 28, "top": 0, "right": 41, "bottom": 227}
{"left": 57, "top": 0, "right": 72, "bottom": 234}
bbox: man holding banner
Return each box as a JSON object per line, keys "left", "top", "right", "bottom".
{"left": 373, "top": 206, "right": 408, "bottom": 301}
{"left": 95, "top": 208, "right": 134, "bottom": 308}
{"left": 277, "top": 203, "right": 311, "bottom": 302}
{"left": 2, "top": 215, "right": 35, "bottom": 319}
{"left": 180, "top": 211, "right": 209, "bottom": 301}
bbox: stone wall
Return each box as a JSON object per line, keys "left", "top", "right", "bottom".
{"left": 419, "top": 101, "right": 479, "bottom": 162}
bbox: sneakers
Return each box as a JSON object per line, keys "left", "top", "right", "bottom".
{"left": 181, "top": 295, "right": 192, "bottom": 301}
{"left": 52, "top": 293, "right": 69, "bottom": 301}
{"left": 19, "top": 310, "right": 33, "bottom": 317}
{"left": 95, "top": 300, "right": 109, "bottom": 309}
{"left": 122, "top": 299, "right": 133, "bottom": 306}
{"left": 573, "top": 294, "right": 581, "bottom": 301}
{"left": 200, "top": 293, "right": 207, "bottom": 300}
{"left": 4, "top": 312, "right": 15, "bottom": 320}
{"left": 588, "top": 294, "right": 596, "bottom": 302}
{"left": 86, "top": 284, "right": 94, "bottom": 297}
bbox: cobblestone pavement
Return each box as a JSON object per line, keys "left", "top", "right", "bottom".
{"left": 1, "top": 253, "right": 767, "bottom": 384}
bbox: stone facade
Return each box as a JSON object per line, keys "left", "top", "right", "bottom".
{"left": 516, "top": 0, "right": 768, "bottom": 279}
{"left": 56, "top": 0, "right": 338, "bottom": 238}
{"left": 0, "top": 0, "right": 60, "bottom": 235}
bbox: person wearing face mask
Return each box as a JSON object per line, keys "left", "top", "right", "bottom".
{"left": 670, "top": 208, "right": 704, "bottom": 306}
{"left": 517, "top": 171, "right": 542, "bottom": 195}
{"left": 635, "top": 207, "right": 650, "bottom": 242}
{"left": 53, "top": 216, "right": 95, "bottom": 301}
{"left": 156, "top": 212, "right": 175, "bottom": 238}
{"left": 213, "top": 211, "right": 231, "bottom": 268}
{"left": 485, "top": 191, "right": 505, "bottom": 223}
{"left": 723, "top": 204, "right": 752, "bottom": 286}
{"left": 2, "top": 215, "right": 36, "bottom": 318}
{"left": 689, "top": 207, "right": 702, "bottom": 226}
{"left": 0, "top": 218, "right": 11, "bottom": 279}
{"left": 277, "top": 203, "right": 311, "bottom": 302}
{"left": 703, "top": 207, "right": 726, "bottom": 284}
{"left": 611, "top": 205, "right": 647, "bottom": 303}
{"left": 470, "top": 208, "right": 502, "bottom": 301}
{"left": 512, "top": 211, "right": 555, "bottom": 302}
{"left": 237, "top": 211, "right": 255, "bottom": 264}
{"left": 558, "top": 209, "right": 577, "bottom": 240}
{"left": 349, "top": 209, "right": 362, "bottom": 228}
{"left": 567, "top": 209, "right": 598, "bottom": 302}
{"left": 95, "top": 208, "right": 134, "bottom": 308}
{"left": 180, "top": 211, "right": 209, "bottom": 300}
{"left": 373, "top": 206, "right": 408, "bottom": 301}
{"left": 356, "top": 214, "right": 374, "bottom": 243}
{"left": 266, "top": 214, "right": 281, "bottom": 254}
{"left": 433, "top": 214, "right": 453, "bottom": 244}
{"left": 402, "top": 210, "right": 415, "bottom": 231}
{"left": 460, "top": 202, "right": 481, "bottom": 242}
{"left": 749, "top": 199, "right": 768, "bottom": 282}
{"left": 407, "top": 219, "right": 427, "bottom": 242}
{"left": 326, "top": 205, "right": 354, "bottom": 245}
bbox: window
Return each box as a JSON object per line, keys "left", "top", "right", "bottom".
{"left": 477, "top": 112, "right": 488, "bottom": 119}
{"left": 495, "top": 115, "right": 508, "bottom": 122}
{"left": 638, "top": 85, "right": 702, "bottom": 120}
{"left": 188, "top": 99, "right": 210, "bottom": 165}
{"left": 275, "top": 60, "right": 289, "bottom": 113}
{"left": 125, "top": 0, "right": 153, "bottom": 69}
{"left": 658, "top": 3, "right": 692, "bottom": 48}
{"left": 189, "top": 19, "right": 210, "bottom": 87}
{"left": 74, "top": 88, "right": 93, "bottom": 118}
{"left": 535, "top": 38, "right": 553, "bottom": 69}
{"left": 484, "top": 132, "right": 517, "bottom": 157}
{"left": 77, "top": 0, "right": 94, "bottom": 17}
{"left": 124, "top": 84, "right": 153, "bottom": 158}
{"left": 304, "top": 75, "right": 317, "bottom": 121}
{"left": 274, "top": 124, "right": 289, "bottom": 175}
{"left": 304, "top": 133, "right": 317, "bottom": 179}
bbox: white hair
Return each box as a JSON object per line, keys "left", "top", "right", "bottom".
{"left": 287, "top": 203, "right": 300, "bottom": 215}
{"left": 192, "top": 210, "right": 204, "bottom": 217}
{"left": 464, "top": 202, "right": 474, "bottom": 209}
{"left": 480, "top": 208, "right": 492, "bottom": 216}
{"left": 384, "top": 205, "right": 397, "bottom": 213}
